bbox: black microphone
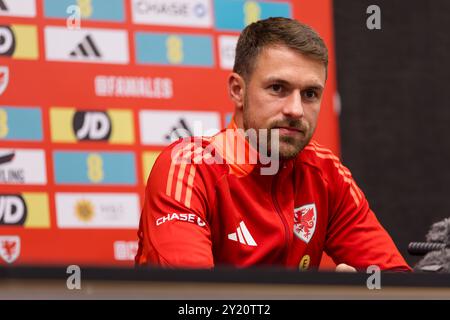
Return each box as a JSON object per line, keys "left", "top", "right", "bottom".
{"left": 412, "top": 218, "right": 450, "bottom": 272}
{"left": 407, "top": 242, "right": 447, "bottom": 255}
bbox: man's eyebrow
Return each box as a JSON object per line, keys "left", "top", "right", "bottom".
{"left": 265, "top": 77, "right": 291, "bottom": 85}
{"left": 305, "top": 84, "right": 324, "bottom": 91}
{"left": 264, "top": 77, "right": 324, "bottom": 90}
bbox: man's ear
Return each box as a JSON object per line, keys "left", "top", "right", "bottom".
{"left": 228, "top": 73, "right": 245, "bottom": 110}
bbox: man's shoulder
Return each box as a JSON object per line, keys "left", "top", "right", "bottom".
{"left": 151, "top": 135, "right": 227, "bottom": 178}
{"left": 297, "top": 140, "right": 356, "bottom": 187}
{"left": 297, "top": 140, "right": 345, "bottom": 175}
{"left": 145, "top": 136, "right": 227, "bottom": 200}
{"left": 163, "top": 136, "right": 215, "bottom": 155}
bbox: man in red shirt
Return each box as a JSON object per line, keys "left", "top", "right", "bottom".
{"left": 135, "top": 17, "right": 411, "bottom": 271}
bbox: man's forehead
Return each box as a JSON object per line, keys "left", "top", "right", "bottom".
{"left": 253, "top": 45, "right": 327, "bottom": 85}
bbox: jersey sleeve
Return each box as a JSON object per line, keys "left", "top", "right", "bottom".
{"left": 135, "top": 140, "right": 214, "bottom": 268}
{"left": 324, "top": 156, "right": 411, "bottom": 271}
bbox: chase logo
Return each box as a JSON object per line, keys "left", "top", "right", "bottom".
{"left": 44, "top": 0, "right": 124, "bottom": 22}
{"left": 0, "top": 0, "right": 36, "bottom": 18}
{"left": 132, "top": 0, "right": 212, "bottom": 28}
{"left": 45, "top": 26, "right": 129, "bottom": 65}
{"left": 50, "top": 107, "right": 134, "bottom": 144}
{"left": 0, "top": 107, "right": 43, "bottom": 142}
{"left": 0, "top": 25, "right": 39, "bottom": 60}
{"left": 53, "top": 151, "right": 136, "bottom": 185}
{"left": 135, "top": 32, "right": 214, "bottom": 67}
{"left": 214, "top": 0, "right": 291, "bottom": 31}
{"left": 0, "top": 193, "right": 50, "bottom": 228}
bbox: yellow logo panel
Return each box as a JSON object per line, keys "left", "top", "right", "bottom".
{"left": 50, "top": 107, "right": 77, "bottom": 142}
{"left": 142, "top": 151, "right": 160, "bottom": 184}
{"left": 108, "top": 110, "right": 134, "bottom": 144}
{"left": 11, "top": 25, "right": 39, "bottom": 60}
{"left": 0, "top": 193, "right": 50, "bottom": 228}
{"left": 23, "top": 193, "right": 50, "bottom": 228}
{"left": 50, "top": 107, "right": 134, "bottom": 144}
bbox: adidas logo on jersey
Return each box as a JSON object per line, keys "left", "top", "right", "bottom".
{"left": 227, "top": 221, "right": 257, "bottom": 246}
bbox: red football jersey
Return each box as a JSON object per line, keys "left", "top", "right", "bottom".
{"left": 136, "top": 119, "right": 411, "bottom": 271}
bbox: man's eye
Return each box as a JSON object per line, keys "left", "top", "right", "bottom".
{"left": 303, "top": 90, "right": 317, "bottom": 100}
{"left": 270, "top": 84, "right": 283, "bottom": 93}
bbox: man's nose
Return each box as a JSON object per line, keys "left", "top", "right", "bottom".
{"left": 282, "top": 91, "right": 304, "bottom": 119}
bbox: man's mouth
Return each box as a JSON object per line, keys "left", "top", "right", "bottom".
{"left": 273, "top": 126, "right": 303, "bottom": 136}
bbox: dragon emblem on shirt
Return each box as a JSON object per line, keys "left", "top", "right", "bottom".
{"left": 294, "top": 204, "right": 317, "bottom": 244}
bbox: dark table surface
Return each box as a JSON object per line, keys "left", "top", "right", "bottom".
{"left": 1, "top": 266, "right": 449, "bottom": 299}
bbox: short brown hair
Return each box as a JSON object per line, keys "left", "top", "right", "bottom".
{"left": 233, "top": 17, "right": 328, "bottom": 81}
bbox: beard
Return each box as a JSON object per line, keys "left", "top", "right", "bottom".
{"left": 268, "top": 118, "right": 313, "bottom": 160}
{"left": 242, "top": 98, "right": 314, "bottom": 160}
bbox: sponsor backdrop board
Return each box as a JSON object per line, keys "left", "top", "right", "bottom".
{"left": 0, "top": 0, "right": 339, "bottom": 268}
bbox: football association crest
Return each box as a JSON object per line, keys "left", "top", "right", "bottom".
{"left": 294, "top": 204, "right": 317, "bottom": 244}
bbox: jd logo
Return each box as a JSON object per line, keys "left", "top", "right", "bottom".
{"left": 73, "top": 111, "right": 111, "bottom": 141}
{"left": 0, "top": 195, "right": 27, "bottom": 225}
